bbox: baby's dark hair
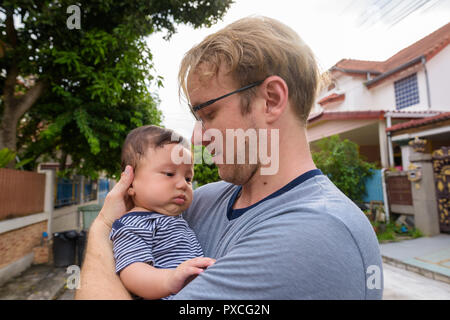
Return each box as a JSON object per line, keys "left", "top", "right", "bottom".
{"left": 121, "top": 125, "right": 190, "bottom": 172}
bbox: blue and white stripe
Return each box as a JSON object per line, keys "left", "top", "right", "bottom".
{"left": 109, "top": 211, "right": 203, "bottom": 275}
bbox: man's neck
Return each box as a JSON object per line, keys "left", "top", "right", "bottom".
{"left": 234, "top": 125, "right": 316, "bottom": 209}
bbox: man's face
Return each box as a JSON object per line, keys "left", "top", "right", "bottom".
{"left": 187, "top": 66, "right": 261, "bottom": 185}
{"left": 131, "top": 144, "right": 194, "bottom": 215}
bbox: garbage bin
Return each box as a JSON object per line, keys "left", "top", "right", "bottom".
{"left": 76, "top": 230, "right": 87, "bottom": 266}
{"left": 78, "top": 204, "right": 102, "bottom": 231}
{"left": 53, "top": 230, "right": 78, "bottom": 267}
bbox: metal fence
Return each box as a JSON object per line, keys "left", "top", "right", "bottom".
{"left": 98, "top": 178, "right": 110, "bottom": 205}
{"left": 363, "top": 169, "right": 384, "bottom": 203}
{"left": 54, "top": 176, "right": 97, "bottom": 208}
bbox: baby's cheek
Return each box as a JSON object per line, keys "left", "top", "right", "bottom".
{"left": 185, "top": 195, "right": 193, "bottom": 208}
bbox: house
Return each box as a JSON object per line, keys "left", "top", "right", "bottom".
{"left": 308, "top": 22, "right": 450, "bottom": 169}
{"left": 307, "top": 22, "right": 450, "bottom": 235}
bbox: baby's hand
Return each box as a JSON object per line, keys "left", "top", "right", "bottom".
{"left": 167, "top": 257, "right": 216, "bottom": 294}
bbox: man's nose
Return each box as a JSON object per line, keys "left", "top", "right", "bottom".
{"left": 191, "top": 121, "right": 208, "bottom": 147}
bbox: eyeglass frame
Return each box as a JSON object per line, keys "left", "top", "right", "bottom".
{"left": 189, "top": 79, "right": 264, "bottom": 123}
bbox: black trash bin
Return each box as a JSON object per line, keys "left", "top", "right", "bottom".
{"left": 76, "top": 230, "right": 87, "bottom": 266}
{"left": 53, "top": 230, "right": 78, "bottom": 267}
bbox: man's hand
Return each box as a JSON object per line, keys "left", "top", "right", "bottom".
{"left": 98, "top": 165, "right": 135, "bottom": 228}
{"left": 166, "top": 257, "right": 216, "bottom": 295}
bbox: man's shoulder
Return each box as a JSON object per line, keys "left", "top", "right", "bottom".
{"left": 265, "top": 174, "right": 354, "bottom": 214}
{"left": 183, "top": 180, "right": 236, "bottom": 227}
{"left": 263, "top": 175, "right": 373, "bottom": 244}
{"left": 193, "top": 180, "right": 234, "bottom": 197}
{"left": 291, "top": 174, "right": 362, "bottom": 216}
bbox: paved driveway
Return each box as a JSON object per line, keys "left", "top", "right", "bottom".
{"left": 383, "top": 263, "right": 450, "bottom": 300}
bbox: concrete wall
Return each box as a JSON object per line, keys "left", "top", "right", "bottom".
{"left": 52, "top": 199, "right": 98, "bottom": 233}
{"left": 0, "top": 220, "right": 47, "bottom": 286}
{"left": 409, "top": 153, "right": 441, "bottom": 236}
{"left": 0, "top": 220, "right": 47, "bottom": 269}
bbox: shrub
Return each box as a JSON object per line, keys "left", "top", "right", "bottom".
{"left": 193, "top": 146, "right": 220, "bottom": 187}
{"left": 312, "top": 135, "right": 376, "bottom": 202}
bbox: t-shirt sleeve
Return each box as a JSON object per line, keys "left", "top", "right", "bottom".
{"left": 110, "top": 222, "right": 155, "bottom": 274}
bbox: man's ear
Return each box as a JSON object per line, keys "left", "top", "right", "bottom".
{"left": 261, "top": 76, "right": 288, "bottom": 124}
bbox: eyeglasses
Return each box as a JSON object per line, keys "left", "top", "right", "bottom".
{"left": 189, "top": 80, "right": 264, "bottom": 124}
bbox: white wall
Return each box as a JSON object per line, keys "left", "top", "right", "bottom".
{"left": 366, "top": 79, "right": 395, "bottom": 110}
{"left": 315, "top": 74, "right": 391, "bottom": 112}
{"left": 372, "top": 68, "right": 429, "bottom": 112}
{"left": 426, "top": 45, "right": 450, "bottom": 110}
{"left": 315, "top": 75, "right": 373, "bottom": 112}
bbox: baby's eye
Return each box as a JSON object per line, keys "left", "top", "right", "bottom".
{"left": 163, "top": 172, "right": 174, "bottom": 177}
{"left": 185, "top": 177, "right": 192, "bottom": 183}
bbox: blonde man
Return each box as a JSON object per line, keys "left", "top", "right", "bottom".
{"left": 77, "top": 16, "right": 383, "bottom": 300}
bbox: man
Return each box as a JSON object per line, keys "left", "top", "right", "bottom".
{"left": 76, "top": 16, "right": 383, "bottom": 300}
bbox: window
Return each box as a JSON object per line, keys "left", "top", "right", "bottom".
{"left": 394, "top": 73, "right": 419, "bottom": 110}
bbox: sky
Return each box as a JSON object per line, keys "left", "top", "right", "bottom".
{"left": 146, "top": 0, "right": 450, "bottom": 140}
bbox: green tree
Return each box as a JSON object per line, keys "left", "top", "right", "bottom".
{"left": 0, "top": 0, "right": 232, "bottom": 177}
{"left": 312, "top": 135, "right": 376, "bottom": 202}
{"left": 193, "top": 146, "right": 220, "bottom": 187}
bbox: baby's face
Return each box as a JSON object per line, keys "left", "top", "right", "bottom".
{"left": 130, "top": 143, "right": 194, "bottom": 216}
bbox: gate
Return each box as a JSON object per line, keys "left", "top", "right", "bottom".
{"left": 432, "top": 147, "right": 450, "bottom": 233}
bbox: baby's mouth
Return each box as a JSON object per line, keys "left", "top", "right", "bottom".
{"left": 173, "top": 194, "right": 186, "bottom": 205}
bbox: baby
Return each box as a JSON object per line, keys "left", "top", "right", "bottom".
{"left": 109, "top": 125, "right": 215, "bottom": 300}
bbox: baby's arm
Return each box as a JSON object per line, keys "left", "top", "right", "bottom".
{"left": 119, "top": 257, "right": 215, "bottom": 299}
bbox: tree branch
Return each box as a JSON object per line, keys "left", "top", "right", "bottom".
{"left": 14, "top": 81, "right": 47, "bottom": 120}
{"left": 5, "top": 7, "right": 18, "bottom": 48}
{"left": 4, "top": 7, "right": 19, "bottom": 107}
{"left": 4, "top": 65, "right": 19, "bottom": 107}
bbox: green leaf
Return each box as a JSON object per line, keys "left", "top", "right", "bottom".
{"left": 7, "top": 0, "right": 233, "bottom": 178}
{"left": 312, "top": 135, "right": 376, "bottom": 202}
{"left": 0, "top": 148, "right": 16, "bottom": 168}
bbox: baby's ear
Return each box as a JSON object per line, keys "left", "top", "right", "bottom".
{"left": 127, "top": 187, "right": 135, "bottom": 197}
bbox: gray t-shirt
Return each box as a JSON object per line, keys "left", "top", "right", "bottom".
{"left": 173, "top": 170, "right": 383, "bottom": 299}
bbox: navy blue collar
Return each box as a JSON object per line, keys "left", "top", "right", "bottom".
{"left": 227, "top": 169, "right": 323, "bottom": 221}
{"left": 112, "top": 211, "right": 178, "bottom": 230}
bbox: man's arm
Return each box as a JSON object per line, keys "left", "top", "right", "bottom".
{"left": 75, "top": 216, "right": 131, "bottom": 299}
{"left": 75, "top": 166, "right": 135, "bottom": 300}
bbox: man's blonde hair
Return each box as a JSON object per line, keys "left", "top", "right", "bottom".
{"left": 179, "top": 16, "right": 321, "bottom": 124}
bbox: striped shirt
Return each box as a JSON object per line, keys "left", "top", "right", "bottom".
{"left": 109, "top": 211, "right": 203, "bottom": 298}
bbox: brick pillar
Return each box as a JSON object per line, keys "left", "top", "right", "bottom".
{"left": 409, "top": 152, "right": 440, "bottom": 236}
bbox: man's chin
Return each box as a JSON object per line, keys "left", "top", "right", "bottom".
{"left": 217, "top": 163, "right": 258, "bottom": 186}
